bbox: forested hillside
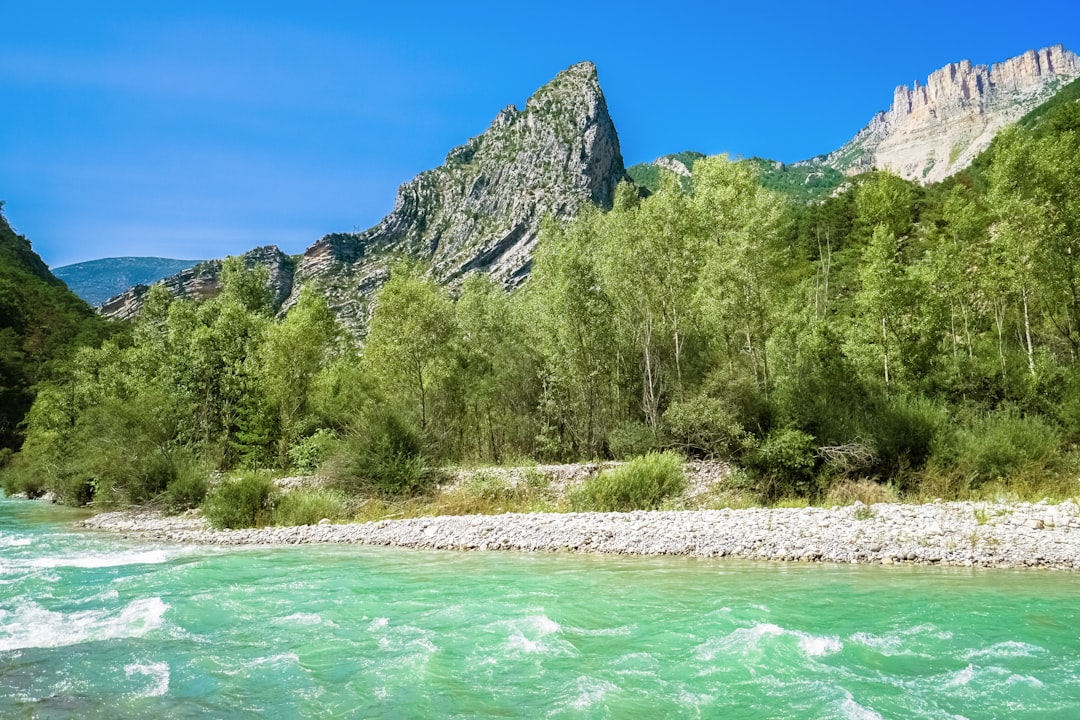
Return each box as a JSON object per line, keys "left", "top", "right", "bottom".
{"left": 0, "top": 206, "right": 112, "bottom": 460}
{"left": 4, "top": 90, "right": 1079, "bottom": 511}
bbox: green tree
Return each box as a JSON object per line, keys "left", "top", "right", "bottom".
{"left": 693, "top": 156, "right": 791, "bottom": 398}
{"left": 363, "top": 265, "right": 456, "bottom": 433}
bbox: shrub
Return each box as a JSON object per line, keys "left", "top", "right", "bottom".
{"left": 461, "top": 471, "right": 515, "bottom": 502}
{"left": 744, "top": 428, "right": 818, "bottom": 501}
{"left": 607, "top": 422, "right": 657, "bottom": 459}
{"left": 272, "top": 488, "right": 349, "bottom": 526}
{"left": 570, "top": 451, "right": 686, "bottom": 512}
{"left": 164, "top": 464, "right": 209, "bottom": 514}
{"left": 663, "top": 395, "right": 748, "bottom": 458}
{"left": 936, "top": 410, "right": 1061, "bottom": 487}
{"left": 203, "top": 472, "right": 278, "bottom": 529}
{"left": 287, "top": 429, "right": 338, "bottom": 474}
{"left": 824, "top": 479, "right": 898, "bottom": 506}
{"left": 869, "top": 396, "right": 948, "bottom": 481}
{"left": 320, "top": 408, "right": 430, "bottom": 496}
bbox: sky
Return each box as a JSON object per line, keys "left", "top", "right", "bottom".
{"left": 3, "top": 2, "right": 1079, "bottom": 267}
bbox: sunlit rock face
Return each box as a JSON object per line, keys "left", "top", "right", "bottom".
{"left": 815, "top": 45, "right": 1080, "bottom": 184}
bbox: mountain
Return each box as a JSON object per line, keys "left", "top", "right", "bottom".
{"left": 99, "top": 47, "right": 1079, "bottom": 328}
{"left": 804, "top": 44, "right": 1080, "bottom": 183}
{"left": 103, "top": 61, "right": 625, "bottom": 330}
{"left": 0, "top": 206, "right": 109, "bottom": 456}
{"left": 53, "top": 257, "right": 202, "bottom": 306}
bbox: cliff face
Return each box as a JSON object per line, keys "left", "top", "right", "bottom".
{"left": 290, "top": 60, "right": 624, "bottom": 327}
{"left": 819, "top": 45, "right": 1080, "bottom": 183}
{"left": 103, "top": 61, "right": 625, "bottom": 329}
{"left": 100, "top": 246, "right": 295, "bottom": 321}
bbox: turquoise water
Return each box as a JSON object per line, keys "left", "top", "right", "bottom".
{"left": 2, "top": 496, "right": 1080, "bottom": 719}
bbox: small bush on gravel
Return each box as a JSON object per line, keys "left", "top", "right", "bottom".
{"left": 321, "top": 410, "right": 430, "bottom": 496}
{"left": 824, "top": 479, "right": 898, "bottom": 506}
{"left": 570, "top": 451, "right": 686, "bottom": 512}
{"left": 164, "top": 464, "right": 209, "bottom": 513}
{"left": 934, "top": 410, "right": 1061, "bottom": 487}
{"left": 287, "top": 429, "right": 338, "bottom": 474}
{"left": 203, "top": 471, "right": 278, "bottom": 529}
{"left": 272, "top": 488, "right": 349, "bottom": 526}
{"left": 607, "top": 422, "right": 658, "bottom": 460}
{"left": 461, "top": 471, "right": 515, "bottom": 502}
{"left": 663, "top": 395, "right": 749, "bottom": 459}
{"left": 744, "top": 428, "right": 818, "bottom": 501}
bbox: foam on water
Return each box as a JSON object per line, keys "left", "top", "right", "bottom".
{"left": 963, "top": 640, "right": 1045, "bottom": 659}
{"left": 0, "top": 596, "right": 168, "bottom": 652}
{"left": 839, "top": 694, "right": 884, "bottom": 720}
{"left": 694, "top": 622, "right": 785, "bottom": 661}
{"left": 125, "top": 661, "right": 170, "bottom": 698}
{"left": 555, "top": 675, "right": 618, "bottom": 713}
{"left": 797, "top": 632, "right": 843, "bottom": 657}
{"left": 1006, "top": 673, "right": 1044, "bottom": 688}
{"left": 502, "top": 614, "right": 576, "bottom": 656}
{"left": 276, "top": 612, "right": 327, "bottom": 626}
{"left": 0, "top": 534, "right": 32, "bottom": 548}
{"left": 945, "top": 664, "right": 977, "bottom": 687}
{"left": 7, "top": 547, "right": 194, "bottom": 571}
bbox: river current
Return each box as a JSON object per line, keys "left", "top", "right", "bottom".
{"left": 2, "top": 495, "right": 1079, "bottom": 718}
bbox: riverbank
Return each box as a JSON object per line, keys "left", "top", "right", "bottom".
{"left": 80, "top": 499, "right": 1080, "bottom": 569}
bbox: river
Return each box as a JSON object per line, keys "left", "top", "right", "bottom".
{"left": 2, "top": 495, "right": 1078, "bottom": 718}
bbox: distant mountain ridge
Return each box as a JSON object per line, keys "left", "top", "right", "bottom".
{"left": 53, "top": 257, "right": 202, "bottom": 306}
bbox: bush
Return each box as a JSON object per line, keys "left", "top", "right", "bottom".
{"left": 287, "top": 429, "right": 338, "bottom": 474}
{"left": 570, "top": 451, "right": 686, "bottom": 512}
{"left": 824, "top": 479, "right": 898, "bottom": 506}
{"left": 744, "top": 428, "right": 818, "bottom": 501}
{"left": 935, "top": 410, "right": 1061, "bottom": 487}
{"left": 868, "top": 396, "right": 948, "bottom": 481}
{"left": 663, "top": 395, "right": 748, "bottom": 458}
{"left": 203, "top": 472, "right": 278, "bottom": 529}
{"left": 607, "top": 422, "right": 657, "bottom": 459}
{"left": 321, "top": 408, "right": 430, "bottom": 496}
{"left": 461, "top": 471, "right": 516, "bottom": 502}
{"left": 164, "top": 464, "right": 208, "bottom": 513}
{"left": 272, "top": 488, "right": 349, "bottom": 526}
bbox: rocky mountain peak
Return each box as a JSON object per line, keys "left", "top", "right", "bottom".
{"left": 815, "top": 45, "right": 1080, "bottom": 183}
{"left": 100, "top": 61, "right": 625, "bottom": 330}
{"left": 284, "top": 60, "right": 624, "bottom": 327}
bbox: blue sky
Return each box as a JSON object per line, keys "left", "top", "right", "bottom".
{"left": 3, "top": 2, "right": 1079, "bottom": 267}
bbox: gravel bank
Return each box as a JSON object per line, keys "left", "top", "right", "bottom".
{"left": 80, "top": 499, "right": 1080, "bottom": 569}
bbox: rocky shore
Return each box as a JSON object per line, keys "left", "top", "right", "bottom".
{"left": 80, "top": 499, "right": 1080, "bottom": 570}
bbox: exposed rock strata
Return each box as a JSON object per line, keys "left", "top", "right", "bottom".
{"left": 814, "top": 45, "right": 1080, "bottom": 183}
{"left": 81, "top": 500, "right": 1080, "bottom": 570}
{"left": 102, "top": 62, "right": 625, "bottom": 330}
{"left": 99, "top": 245, "right": 295, "bottom": 321}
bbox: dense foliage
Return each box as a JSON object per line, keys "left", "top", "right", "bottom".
{"left": 4, "top": 93, "right": 1080, "bottom": 510}
{"left": 0, "top": 206, "right": 112, "bottom": 462}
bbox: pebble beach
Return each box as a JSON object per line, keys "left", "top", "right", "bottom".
{"left": 80, "top": 499, "right": 1080, "bottom": 570}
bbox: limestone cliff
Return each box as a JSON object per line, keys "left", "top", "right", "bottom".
{"left": 102, "top": 61, "right": 625, "bottom": 329}
{"left": 290, "top": 60, "right": 624, "bottom": 327}
{"left": 815, "top": 45, "right": 1080, "bottom": 183}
